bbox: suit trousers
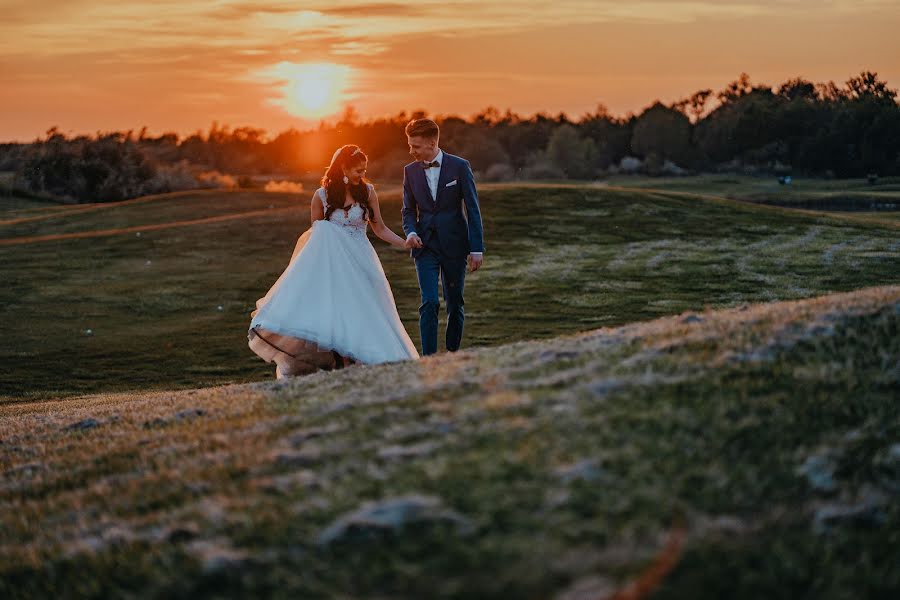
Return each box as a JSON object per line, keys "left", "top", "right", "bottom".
{"left": 414, "top": 233, "right": 467, "bottom": 355}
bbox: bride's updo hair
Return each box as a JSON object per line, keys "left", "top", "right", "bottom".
{"left": 321, "top": 145, "right": 376, "bottom": 222}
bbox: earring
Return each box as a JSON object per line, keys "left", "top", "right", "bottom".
{"left": 342, "top": 175, "right": 349, "bottom": 184}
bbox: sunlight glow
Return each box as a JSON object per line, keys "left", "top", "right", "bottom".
{"left": 253, "top": 62, "right": 354, "bottom": 119}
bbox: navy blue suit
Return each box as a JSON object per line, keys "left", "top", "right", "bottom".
{"left": 401, "top": 152, "right": 485, "bottom": 355}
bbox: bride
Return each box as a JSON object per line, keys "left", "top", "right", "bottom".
{"left": 248, "top": 145, "right": 419, "bottom": 378}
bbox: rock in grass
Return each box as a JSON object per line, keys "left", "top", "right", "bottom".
{"left": 813, "top": 486, "right": 888, "bottom": 533}
{"left": 285, "top": 423, "right": 344, "bottom": 446}
{"left": 142, "top": 417, "right": 168, "bottom": 429}
{"left": 163, "top": 523, "right": 201, "bottom": 543}
{"left": 273, "top": 445, "right": 322, "bottom": 468}
{"left": 175, "top": 408, "right": 206, "bottom": 420}
{"left": 681, "top": 314, "right": 704, "bottom": 324}
{"left": 63, "top": 418, "right": 100, "bottom": 432}
{"left": 317, "top": 495, "right": 476, "bottom": 546}
{"left": 796, "top": 453, "right": 837, "bottom": 493}
{"left": 554, "top": 458, "right": 611, "bottom": 483}
{"left": 186, "top": 538, "right": 248, "bottom": 573}
{"left": 142, "top": 408, "right": 207, "bottom": 428}
{"left": 814, "top": 502, "right": 885, "bottom": 532}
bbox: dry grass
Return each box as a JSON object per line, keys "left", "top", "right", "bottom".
{"left": 2, "top": 285, "right": 898, "bottom": 598}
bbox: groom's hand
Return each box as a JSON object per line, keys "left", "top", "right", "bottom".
{"left": 405, "top": 234, "right": 423, "bottom": 249}
{"left": 468, "top": 253, "right": 483, "bottom": 273}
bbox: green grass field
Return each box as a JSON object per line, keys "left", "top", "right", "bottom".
{"left": 2, "top": 183, "right": 899, "bottom": 402}
{"left": 605, "top": 174, "right": 900, "bottom": 217}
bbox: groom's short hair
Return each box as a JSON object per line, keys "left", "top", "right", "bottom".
{"left": 405, "top": 118, "right": 439, "bottom": 140}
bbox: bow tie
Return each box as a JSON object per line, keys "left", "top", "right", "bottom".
{"left": 422, "top": 160, "right": 440, "bottom": 169}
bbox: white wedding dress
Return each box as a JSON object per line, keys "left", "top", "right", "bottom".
{"left": 248, "top": 185, "right": 419, "bottom": 377}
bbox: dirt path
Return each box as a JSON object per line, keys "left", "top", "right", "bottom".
{"left": 0, "top": 205, "right": 297, "bottom": 247}
{"left": 0, "top": 190, "right": 268, "bottom": 227}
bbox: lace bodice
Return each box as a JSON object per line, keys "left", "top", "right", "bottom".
{"left": 318, "top": 187, "right": 368, "bottom": 241}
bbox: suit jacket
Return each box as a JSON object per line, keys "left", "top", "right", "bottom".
{"left": 401, "top": 152, "right": 485, "bottom": 259}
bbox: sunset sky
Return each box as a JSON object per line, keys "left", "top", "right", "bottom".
{"left": 2, "top": 0, "right": 899, "bottom": 142}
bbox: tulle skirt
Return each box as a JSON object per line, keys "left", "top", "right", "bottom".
{"left": 248, "top": 219, "right": 419, "bottom": 377}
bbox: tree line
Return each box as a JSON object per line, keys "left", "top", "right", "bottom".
{"left": 1, "top": 71, "right": 897, "bottom": 203}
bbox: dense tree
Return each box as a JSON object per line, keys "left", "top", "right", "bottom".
{"left": 671, "top": 89, "right": 714, "bottom": 123}
{"left": 2, "top": 71, "right": 898, "bottom": 202}
{"left": 578, "top": 104, "right": 632, "bottom": 169}
{"left": 544, "top": 124, "right": 598, "bottom": 179}
{"left": 631, "top": 102, "right": 693, "bottom": 166}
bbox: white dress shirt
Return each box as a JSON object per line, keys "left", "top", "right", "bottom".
{"left": 407, "top": 148, "right": 483, "bottom": 256}
{"left": 424, "top": 148, "right": 443, "bottom": 200}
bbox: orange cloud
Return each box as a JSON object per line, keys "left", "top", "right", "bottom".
{"left": 0, "top": 1, "right": 898, "bottom": 141}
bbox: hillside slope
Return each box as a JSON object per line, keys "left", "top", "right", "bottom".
{"left": 2, "top": 285, "right": 899, "bottom": 599}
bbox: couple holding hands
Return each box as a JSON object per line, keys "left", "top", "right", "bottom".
{"left": 248, "top": 118, "right": 485, "bottom": 376}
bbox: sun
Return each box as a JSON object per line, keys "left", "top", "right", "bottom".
{"left": 284, "top": 63, "right": 349, "bottom": 116}
{"left": 255, "top": 62, "right": 353, "bottom": 119}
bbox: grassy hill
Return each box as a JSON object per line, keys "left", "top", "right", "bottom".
{"left": 1, "top": 285, "right": 898, "bottom": 598}
{"left": 2, "top": 183, "right": 899, "bottom": 402}
{"left": 2, "top": 180, "right": 898, "bottom": 597}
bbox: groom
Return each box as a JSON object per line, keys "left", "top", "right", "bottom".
{"left": 402, "top": 118, "right": 485, "bottom": 356}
